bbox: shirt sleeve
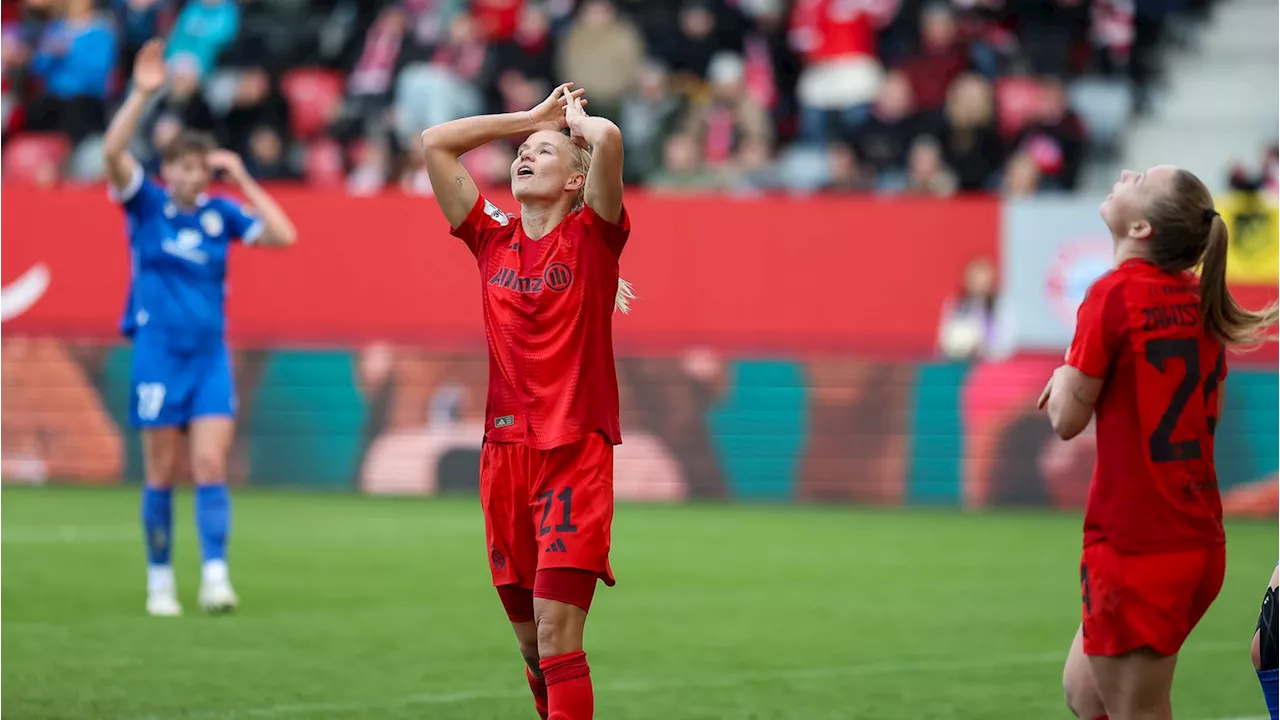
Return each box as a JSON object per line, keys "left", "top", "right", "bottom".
{"left": 578, "top": 203, "right": 630, "bottom": 259}
{"left": 107, "top": 162, "right": 165, "bottom": 222}
{"left": 217, "top": 198, "right": 265, "bottom": 244}
{"left": 1065, "top": 276, "right": 1124, "bottom": 379}
{"left": 450, "top": 194, "right": 511, "bottom": 257}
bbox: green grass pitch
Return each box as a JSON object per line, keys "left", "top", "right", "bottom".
{"left": 2, "top": 486, "right": 1274, "bottom": 719}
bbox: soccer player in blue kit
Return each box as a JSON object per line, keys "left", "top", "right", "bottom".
{"left": 102, "top": 41, "right": 298, "bottom": 616}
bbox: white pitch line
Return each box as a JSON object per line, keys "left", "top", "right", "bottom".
{"left": 138, "top": 642, "right": 1246, "bottom": 720}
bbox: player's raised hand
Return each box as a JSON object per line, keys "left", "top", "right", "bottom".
{"left": 132, "top": 39, "right": 167, "bottom": 95}
{"left": 206, "top": 150, "right": 248, "bottom": 183}
{"left": 529, "top": 82, "right": 587, "bottom": 132}
{"left": 564, "top": 86, "right": 590, "bottom": 149}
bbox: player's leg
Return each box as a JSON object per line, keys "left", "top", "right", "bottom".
{"left": 1087, "top": 650, "right": 1177, "bottom": 720}
{"left": 188, "top": 416, "right": 237, "bottom": 613}
{"left": 531, "top": 434, "right": 615, "bottom": 720}
{"left": 1063, "top": 625, "right": 1108, "bottom": 720}
{"left": 481, "top": 441, "right": 546, "bottom": 717}
{"left": 1253, "top": 566, "right": 1279, "bottom": 720}
{"left": 499, "top": 586, "right": 548, "bottom": 720}
{"left": 132, "top": 338, "right": 191, "bottom": 616}
{"left": 189, "top": 344, "right": 239, "bottom": 613}
{"left": 1082, "top": 544, "right": 1214, "bottom": 720}
{"left": 534, "top": 578, "right": 596, "bottom": 720}
{"left": 140, "top": 427, "right": 184, "bottom": 616}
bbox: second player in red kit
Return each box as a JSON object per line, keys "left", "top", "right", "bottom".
{"left": 420, "top": 83, "right": 631, "bottom": 720}
{"left": 1042, "top": 165, "right": 1278, "bottom": 720}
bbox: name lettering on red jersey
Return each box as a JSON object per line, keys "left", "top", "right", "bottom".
{"left": 1066, "top": 260, "right": 1226, "bottom": 554}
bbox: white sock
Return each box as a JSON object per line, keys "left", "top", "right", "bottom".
{"left": 202, "top": 559, "right": 229, "bottom": 585}
{"left": 147, "top": 565, "right": 175, "bottom": 596}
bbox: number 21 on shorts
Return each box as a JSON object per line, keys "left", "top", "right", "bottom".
{"left": 537, "top": 487, "right": 578, "bottom": 537}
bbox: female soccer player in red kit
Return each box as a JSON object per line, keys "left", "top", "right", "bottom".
{"left": 1040, "top": 165, "right": 1277, "bottom": 720}
{"left": 419, "top": 83, "right": 631, "bottom": 720}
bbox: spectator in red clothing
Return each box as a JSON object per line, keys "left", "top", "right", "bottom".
{"left": 1013, "top": 76, "right": 1086, "bottom": 190}
{"left": 790, "top": 0, "right": 899, "bottom": 143}
{"left": 471, "top": 0, "right": 521, "bottom": 43}
{"left": 898, "top": 3, "right": 970, "bottom": 112}
{"left": 487, "top": 3, "right": 554, "bottom": 92}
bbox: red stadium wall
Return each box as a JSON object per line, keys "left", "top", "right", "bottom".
{"left": 1, "top": 186, "right": 999, "bottom": 356}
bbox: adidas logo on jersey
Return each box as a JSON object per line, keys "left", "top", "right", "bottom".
{"left": 544, "top": 538, "right": 567, "bottom": 553}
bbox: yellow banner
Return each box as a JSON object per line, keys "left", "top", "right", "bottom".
{"left": 1219, "top": 191, "right": 1279, "bottom": 285}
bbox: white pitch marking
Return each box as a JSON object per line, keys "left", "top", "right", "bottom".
{"left": 139, "top": 642, "right": 1245, "bottom": 720}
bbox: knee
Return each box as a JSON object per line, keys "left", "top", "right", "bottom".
{"left": 144, "top": 474, "right": 177, "bottom": 489}
{"left": 535, "top": 611, "right": 580, "bottom": 658}
{"left": 1063, "top": 674, "right": 1105, "bottom": 720}
{"left": 143, "top": 459, "right": 178, "bottom": 488}
{"left": 190, "top": 449, "right": 226, "bottom": 484}
{"left": 519, "top": 640, "right": 541, "bottom": 676}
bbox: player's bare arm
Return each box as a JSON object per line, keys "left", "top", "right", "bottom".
{"left": 565, "top": 89, "right": 623, "bottom": 224}
{"left": 420, "top": 82, "right": 587, "bottom": 228}
{"left": 103, "top": 39, "right": 165, "bottom": 192}
{"left": 206, "top": 150, "right": 298, "bottom": 247}
{"left": 1039, "top": 365, "right": 1103, "bottom": 440}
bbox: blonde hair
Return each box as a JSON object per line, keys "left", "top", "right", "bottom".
{"left": 1146, "top": 169, "right": 1278, "bottom": 348}
{"left": 564, "top": 133, "right": 634, "bottom": 314}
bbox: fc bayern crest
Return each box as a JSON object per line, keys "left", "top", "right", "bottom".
{"left": 490, "top": 546, "right": 506, "bottom": 571}
{"left": 200, "top": 210, "right": 224, "bottom": 236}
{"left": 1045, "top": 237, "right": 1112, "bottom": 327}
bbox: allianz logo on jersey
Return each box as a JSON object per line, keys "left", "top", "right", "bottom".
{"left": 487, "top": 263, "right": 573, "bottom": 295}
{"left": 162, "top": 228, "right": 209, "bottom": 264}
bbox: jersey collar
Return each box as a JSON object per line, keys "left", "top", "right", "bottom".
{"left": 163, "top": 191, "right": 211, "bottom": 218}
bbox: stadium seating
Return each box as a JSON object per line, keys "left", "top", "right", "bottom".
{"left": 303, "top": 137, "right": 346, "bottom": 188}
{"left": 2, "top": 133, "right": 71, "bottom": 185}
{"left": 281, "top": 68, "right": 344, "bottom": 141}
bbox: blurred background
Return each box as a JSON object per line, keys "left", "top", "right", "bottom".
{"left": 1, "top": 2, "right": 1278, "bottom": 717}
{"left": 2, "top": 0, "right": 1276, "bottom": 510}
{"left": 1, "top": 0, "right": 1277, "bottom": 194}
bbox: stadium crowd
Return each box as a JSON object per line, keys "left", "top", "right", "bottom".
{"left": 1, "top": 0, "right": 1215, "bottom": 194}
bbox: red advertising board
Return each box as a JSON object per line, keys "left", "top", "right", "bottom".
{"left": 1, "top": 186, "right": 1000, "bottom": 355}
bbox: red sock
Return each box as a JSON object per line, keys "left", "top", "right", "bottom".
{"left": 540, "top": 650, "right": 593, "bottom": 720}
{"left": 526, "top": 667, "right": 549, "bottom": 720}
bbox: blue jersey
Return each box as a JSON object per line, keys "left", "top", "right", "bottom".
{"left": 113, "top": 165, "right": 262, "bottom": 345}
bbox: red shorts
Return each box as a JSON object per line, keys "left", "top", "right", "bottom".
{"left": 1081, "top": 541, "right": 1225, "bottom": 657}
{"left": 480, "top": 432, "right": 615, "bottom": 590}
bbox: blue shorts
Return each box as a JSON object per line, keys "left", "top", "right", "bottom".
{"left": 129, "top": 332, "right": 236, "bottom": 429}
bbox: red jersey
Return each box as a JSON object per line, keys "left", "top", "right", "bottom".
{"left": 451, "top": 194, "right": 628, "bottom": 450}
{"left": 1066, "top": 259, "right": 1226, "bottom": 554}
{"left": 789, "top": 0, "right": 898, "bottom": 63}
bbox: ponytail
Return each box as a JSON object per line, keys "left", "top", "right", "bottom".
{"left": 1198, "top": 214, "right": 1279, "bottom": 348}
